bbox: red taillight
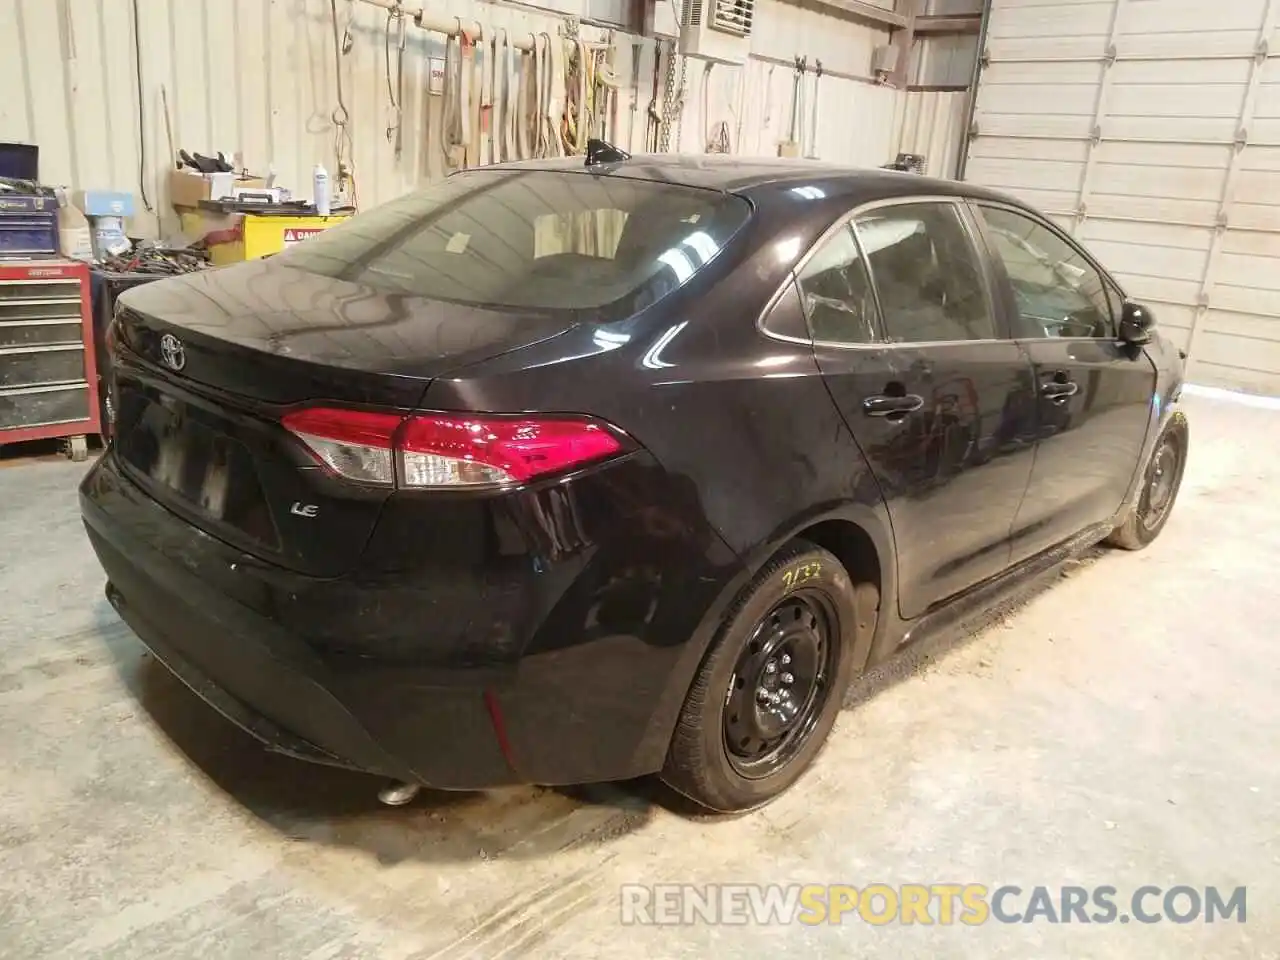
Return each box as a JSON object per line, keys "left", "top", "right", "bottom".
{"left": 282, "top": 408, "right": 402, "bottom": 485}
{"left": 282, "top": 408, "right": 627, "bottom": 488}
{"left": 397, "top": 414, "right": 624, "bottom": 486}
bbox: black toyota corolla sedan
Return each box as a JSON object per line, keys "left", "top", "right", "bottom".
{"left": 80, "top": 152, "right": 1188, "bottom": 812}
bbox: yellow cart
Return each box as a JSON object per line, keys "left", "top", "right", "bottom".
{"left": 203, "top": 213, "right": 351, "bottom": 265}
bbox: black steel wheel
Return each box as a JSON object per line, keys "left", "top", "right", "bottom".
{"left": 722, "top": 592, "right": 837, "bottom": 779}
{"left": 662, "top": 540, "right": 876, "bottom": 813}
{"left": 1140, "top": 434, "right": 1180, "bottom": 531}
{"left": 1107, "top": 410, "right": 1189, "bottom": 551}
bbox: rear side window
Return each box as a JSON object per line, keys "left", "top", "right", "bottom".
{"left": 795, "top": 224, "right": 880, "bottom": 344}
{"left": 854, "top": 202, "right": 995, "bottom": 343}
{"left": 277, "top": 170, "right": 751, "bottom": 322}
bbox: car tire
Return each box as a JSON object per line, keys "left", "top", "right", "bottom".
{"left": 661, "top": 540, "right": 864, "bottom": 813}
{"left": 1106, "top": 410, "right": 1189, "bottom": 551}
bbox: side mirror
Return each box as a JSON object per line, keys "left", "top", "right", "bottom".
{"left": 1118, "top": 301, "right": 1154, "bottom": 345}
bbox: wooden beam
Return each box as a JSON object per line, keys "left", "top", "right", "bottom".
{"left": 914, "top": 13, "right": 982, "bottom": 34}
{"left": 802, "top": 0, "right": 909, "bottom": 30}
{"left": 889, "top": 0, "right": 923, "bottom": 88}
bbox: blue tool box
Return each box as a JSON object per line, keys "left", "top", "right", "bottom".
{"left": 0, "top": 194, "right": 59, "bottom": 260}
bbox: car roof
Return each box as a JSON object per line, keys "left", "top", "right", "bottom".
{"left": 486, "top": 153, "right": 1022, "bottom": 208}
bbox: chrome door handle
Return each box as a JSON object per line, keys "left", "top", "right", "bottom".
{"left": 1041, "top": 381, "right": 1079, "bottom": 402}
{"left": 863, "top": 394, "right": 924, "bottom": 417}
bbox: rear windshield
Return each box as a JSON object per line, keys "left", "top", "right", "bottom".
{"left": 277, "top": 169, "right": 751, "bottom": 321}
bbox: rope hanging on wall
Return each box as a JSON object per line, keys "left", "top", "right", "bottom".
{"left": 319, "top": 0, "right": 680, "bottom": 178}
{"left": 328, "top": 0, "right": 357, "bottom": 206}
{"left": 384, "top": 4, "right": 407, "bottom": 157}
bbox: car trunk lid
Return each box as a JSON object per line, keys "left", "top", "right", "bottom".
{"left": 114, "top": 259, "right": 574, "bottom": 405}
{"left": 109, "top": 260, "right": 575, "bottom": 578}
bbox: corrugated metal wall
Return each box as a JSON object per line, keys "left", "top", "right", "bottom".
{"left": 966, "top": 0, "right": 1280, "bottom": 394}
{"left": 911, "top": 32, "right": 978, "bottom": 86}
{"left": 912, "top": 0, "right": 980, "bottom": 86}
{"left": 891, "top": 88, "right": 967, "bottom": 176}
{"left": 0, "top": 0, "right": 966, "bottom": 237}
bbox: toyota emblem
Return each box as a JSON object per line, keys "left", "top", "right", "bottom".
{"left": 159, "top": 333, "right": 186, "bottom": 372}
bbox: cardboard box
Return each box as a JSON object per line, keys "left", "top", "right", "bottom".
{"left": 74, "top": 190, "right": 135, "bottom": 218}
{"left": 57, "top": 204, "right": 94, "bottom": 261}
{"left": 168, "top": 169, "right": 266, "bottom": 209}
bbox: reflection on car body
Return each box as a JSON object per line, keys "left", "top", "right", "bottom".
{"left": 80, "top": 153, "right": 1189, "bottom": 813}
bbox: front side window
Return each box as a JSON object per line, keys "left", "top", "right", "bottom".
{"left": 794, "top": 224, "right": 880, "bottom": 344}
{"left": 975, "top": 205, "right": 1115, "bottom": 339}
{"left": 276, "top": 169, "right": 751, "bottom": 322}
{"left": 854, "top": 202, "right": 995, "bottom": 343}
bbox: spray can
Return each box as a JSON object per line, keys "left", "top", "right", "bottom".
{"left": 313, "top": 164, "right": 331, "bottom": 216}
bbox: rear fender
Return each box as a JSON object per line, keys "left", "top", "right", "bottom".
{"left": 1113, "top": 339, "right": 1186, "bottom": 523}
{"left": 635, "top": 499, "right": 898, "bottom": 773}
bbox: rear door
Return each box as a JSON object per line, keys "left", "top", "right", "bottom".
{"left": 969, "top": 202, "right": 1155, "bottom": 564}
{"left": 803, "top": 198, "right": 1039, "bottom": 620}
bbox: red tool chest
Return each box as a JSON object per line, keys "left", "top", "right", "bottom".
{"left": 0, "top": 260, "right": 101, "bottom": 459}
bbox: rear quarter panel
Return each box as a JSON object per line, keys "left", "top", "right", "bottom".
{"left": 422, "top": 191, "right": 895, "bottom": 582}
{"left": 417, "top": 201, "right": 896, "bottom": 776}
{"left": 1117, "top": 328, "right": 1187, "bottom": 515}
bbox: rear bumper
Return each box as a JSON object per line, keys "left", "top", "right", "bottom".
{"left": 83, "top": 489, "right": 515, "bottom": 788}
{"left": 80, "top": 449, "right": 739, "bottom": 788}
{"left": 103, "top": 580, "right": 406, "bottom": 777}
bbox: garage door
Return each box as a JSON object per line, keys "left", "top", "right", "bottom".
{"left": 964, "top": 0, "right": 1280, "bottom": 393}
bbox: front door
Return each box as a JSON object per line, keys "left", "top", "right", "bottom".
{"left": 969, "top": 203, "right": 1156, "bottom": 564}
{"left": 802, "top": 199, "right": 1039, "bottom": 619}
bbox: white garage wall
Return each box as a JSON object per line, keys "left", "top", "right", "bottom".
{"left": 965, "top": 0, "right": 1280, "bottom": 394}
{"left": 0, "top": 0, "right": 963, "bottom": 238}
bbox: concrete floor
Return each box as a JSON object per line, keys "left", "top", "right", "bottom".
{"left": 1, "top": 392, "right": 1276, "bottom": 959}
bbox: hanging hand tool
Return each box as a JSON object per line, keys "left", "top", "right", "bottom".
{"left": 519, "top": 40, "right": 535, "bottom": 160}
{"left": 794, "top": 56, "right": 807, "bottom": 141}
{"left": 548, "top": 33, "right": 567, "bottom": 157}
{"left": 480, "top": 32, "right": 495, "bottom": 165}
{"left": 779, "top": 55, "right": 805, "bottom": 158}
{"left": 492, "top": 31, "right": 506, "bottom": 163}
{"left": 805, "top": 59, "right": 823, "bottom": 160}
{"left": 504, "top": 32, "right": 519, "bottom": 161}
{"left": 533, "top": 34, "right": 548, "bottom": 157}
{"left": 628, "top": 41, "right": 642, "bottom": 151}
{"left": 466, "top": 31, "right": 482, "bottom": 167}
{"left": 568, "top": 37, "right": 590, "bottom": 154}
{"left": 561, "top": 41, "right": 578, "bottom": 154}
{"left": 339, "top": 0, "right": 355, "bottom": 54}
{"left": 534, "top": 34, "right": 551, "bottom": 158}
{"left": 645, "top": 43, "right": 663, "bottom": 152}
{"left": 762, "top": 63, "right": 776, "bottom": 136}
{"left": 733, "top": 62, "right": 747, "bottom": 153}
{"left": 605, "top": 41, "right": 619, "bottom": 142}
{"left": 161, "top": 86, "right": 177, "bottom": 167}
{"left": 596, "top": 42, "right": 623, "bottom": 142}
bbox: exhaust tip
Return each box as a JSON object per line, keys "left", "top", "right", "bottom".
{"left": 377, "top": 782, "right": 422, "bottom": 806}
